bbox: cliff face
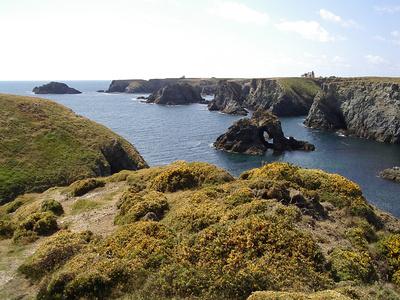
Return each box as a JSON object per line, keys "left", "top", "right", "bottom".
{"left": 245, "top": 78, "right": 319, "bottom": 116}
{"left": 305, "top": 79, "right": 400, "bottom": 143}
{"left": 208, "top": 81, "right": 248, "bottom": 115}
{"left": 106, "top": 78, "right": 220, "bottom": 94}
{"left": 146, "top": 83, "right": 205, "bottom": 105}
{"left": 207, "top": 78, "right": 320, "bottom": 117}
{"left": 0, "top": 94, "right": 147, "bottom": 204}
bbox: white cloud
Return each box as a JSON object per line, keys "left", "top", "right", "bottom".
{"left": 276, "top": 20, "right": 334, "bottom": 42}
{"left": 365, "top": 54, "right": 388, "bottom": 65}
{"left": 374, "top": 5, "right": 400, "bottom": 13}
{"left": 319, "top": 9, "right": 358, "bottom": 28}
{"left": 208, "top": 1, "right": 268, "bottom": 25}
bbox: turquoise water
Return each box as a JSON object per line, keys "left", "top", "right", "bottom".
{"left": 1, "top": 81, "right": 400, "bottom": 216}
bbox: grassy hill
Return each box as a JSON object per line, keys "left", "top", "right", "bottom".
{"left": 0, "top": 94, "right": 147, "bottom": 204}
{"left": 1, "top": 161, "right": 400, "bottom": 299}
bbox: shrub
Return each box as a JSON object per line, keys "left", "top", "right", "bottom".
{"left": 330, "top": 248, "right": 376, "bottom": 283}
{"left": 378, "top": 234, "right": 400, "bottom": 285}
{"left": 345, "top": 220, "right": 377, "bottom": 248}
{"left": 19, "top": 230, "right": 94, "bottom": 281}
{"left": 68, "top": 178, "right": 105, "bottom": 197}
{"left": 13, "top": 212, "right": 58, "bottom": 243}
{"left": 115, "top": 191, "right": 169, "bottom": 224}
{"left": 0, "top": 217, "right": 15, "bottom": 239}
{"left": 149, "top": 161, "right": 233, "bottom": 193}
{"left": 41, "top": 199, "right": 64, "bottom": 216}
{"left": 5, "top": 199, "right": 24, "bottom": 214}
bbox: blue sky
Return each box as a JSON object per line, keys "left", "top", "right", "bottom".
{"left": 1, "top": 0, "right": 400, "bottom": 80}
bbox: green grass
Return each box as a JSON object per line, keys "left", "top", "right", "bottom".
{"left": 277, "top": 77, "right": 321, "bottom": 100}
{"left": 70, "top": 199, "right": 102, "bottom": 214}
{"left": 0, "top": 93, "right": 147, "bottom": 204}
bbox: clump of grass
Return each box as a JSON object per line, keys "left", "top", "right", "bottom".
{"left": 18, "top": 230, "right": 94, "bottom": 281}
{"left": 13, "top": 212, "right": 58, "bottom": 244}
{"left": 41, "top": 199, "right": 64, "bottom": 216}
{"left": 115, "top": 190, "right": 169, "bottom": 224}
{"left": 70, "top": 199, "right": 101, "bottom": 214}
{"left": 68, "top": 178, "right": 105, "bottom": 197}
{"left": 378, "top": 234, "right": 400, "bottom": 285}
{"left": 247, "top": 290, "right": 349, "bottom": 300}
{"left": 149, "top": 161, "right": 233, "bottom": 192}
{"left": 330, "top": 248, "right": 376, "bottom": 283}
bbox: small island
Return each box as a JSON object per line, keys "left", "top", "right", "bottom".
{"left": 32, "top": 82, "right": 82, "bottom": 94}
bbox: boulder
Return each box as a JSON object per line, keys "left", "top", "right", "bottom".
{"left": 380, "top": 167, "right": 400, "bottom": 183}
{"left": 214, "top": 110, "right": 315, "bottom": 155}
{"left": 32, "top": 82, "right": 81, "bottom": 94}
{"left": 146, "top": 83, "right": 206, "bottom": 105}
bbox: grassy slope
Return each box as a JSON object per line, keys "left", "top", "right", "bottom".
{"left": 0, "top": 94, "right": 147, "bottom": 204}
{"left": 2, "top": 161, "right": 400, "bottom": 299}
{"left": 277, "top": 77, "right": 321, "bottom": 100}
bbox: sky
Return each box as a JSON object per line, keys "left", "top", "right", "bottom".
{"left": 1, "top": 0, "right": 400, "bottom": 80}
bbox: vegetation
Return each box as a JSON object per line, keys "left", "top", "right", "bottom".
{"left": 67, "top": 178, "right": 105, "bottom": 197}
{"left": 0, "top": 94, "right": 147, "bottom": 204}
{"left": 41, "top": 199, "right": 64, "bottom": 216}
{"left": 0, "top": 161, "right": 399, "bottom": 299}
{"left": 277, "top": 77, "right": 321, "bottom": 101}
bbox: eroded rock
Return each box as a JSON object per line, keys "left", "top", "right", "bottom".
{"left": 214, "top": 110, "right": 315, "bottom": 155}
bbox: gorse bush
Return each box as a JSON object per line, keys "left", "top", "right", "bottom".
{"left": 13, "top": 212, "right": 58, "bottom": 244}
{"left": 41, "top": 199, "right": 64, "bottom": 216}
{"left": 68, "top": 178, "right": 105, "bottom": 197}
{"left": 16, "top": 161, "right": 400, "bottom": 299}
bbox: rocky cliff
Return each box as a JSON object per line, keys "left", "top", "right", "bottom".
{"left": 146, "top": 83, "right": 205, "bottom": 105}
{"left": 0, "top": 94, "right": 147, "bottom": 204}
{"left": 214, "top": 110, "right": 315, "bottom": 155}
{"left": 106, "top": 78, "right": 220, "bottom": 94}
{"left": 208, "top": 81, "right": 248, "bottom": 115}
{"left": 305, "top": 78, "right": 400, "bottom": 143}
{"left": 207, "top": 78, "right": 320, "bottom": 117}
{"left": 32, "top": 82, "right": 81, "bottom": 94}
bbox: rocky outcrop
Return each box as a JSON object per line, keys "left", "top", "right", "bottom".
{"left": 208, "top": 81, "right": 248, "bottom": 115}
{"left": 244, "top": 78, "right": 319, "bottom": 116}
{"left": 305, "top": 79, "right": 400, "bottom": 143}
{"left": 32, "top": 82, "right": 81, "bottom": 94}
{"left": 146, "top": 83, "right": 206, "bottom": 105}
{"left": 380, "top": 167, "right": 400, "bottom": 183}
{"left": 207, "top": 78, "right": 320, "bottom": 117}
{"left": 214, "top": 110, "right": 315, "bottom": 155}
{"left": 106, "top": 78, "right": 220, "bottom": 94}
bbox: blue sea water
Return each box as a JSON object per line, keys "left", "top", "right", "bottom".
{"left": 1, "top": 80, "right": 400, "bottom": 216}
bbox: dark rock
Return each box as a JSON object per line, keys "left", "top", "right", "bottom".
{"left": 146, "top": 83, "right": 206, "bottom": 105}
{"left": 97, "top": 90, "right": 105, "bottom": 93}
{"left": 106, "top": 80, "right": 134, "bottom": 93}
{"left": 380, "top": 167, "right": 400, "bottom": 183}
{"left": 32, "top": 82, "right": 81, "bottom": 94}
{"left": 214, "top": 110, "right": 315, "bottom": 155}
{"left": 305, "top": 79, "right": 400, "bottom": 144}
{"left": 244, "top": 79, "right": 316, "bottom": 116}
{"left": 136, "top": 96, "right": 148, "bottom": 100}
{"left": 208, "top": 81, "right": 248, "bottom": 115}
{"left": 141, "top": 212, "right": 159, "bottom": 221}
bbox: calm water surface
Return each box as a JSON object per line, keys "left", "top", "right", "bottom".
{"left": 1, "top": 81, "right": 399, "bottom": 216}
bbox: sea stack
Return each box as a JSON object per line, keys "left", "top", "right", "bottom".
{"left": 214, "top": 110, "right": 315, "bottom": 155}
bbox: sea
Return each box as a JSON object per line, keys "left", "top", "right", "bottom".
{"left": 1, "top": 80, "right": 400, "bottom": 217}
